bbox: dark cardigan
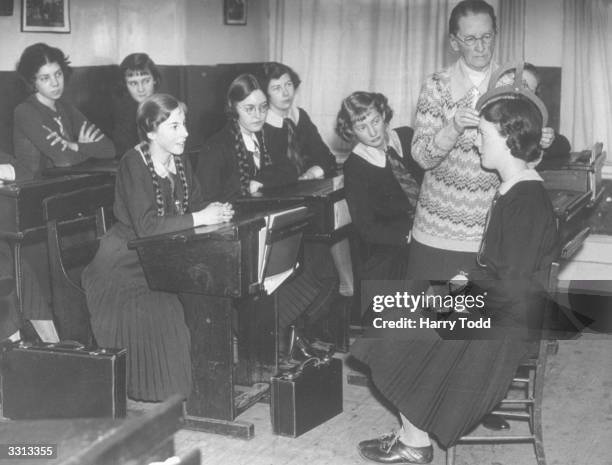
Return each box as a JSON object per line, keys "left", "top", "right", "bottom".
{"left": 263, "top": 108, "right": 336, "bottom": 177}
{"left": 195, "top": 122, "right": 298, "bottom": 202}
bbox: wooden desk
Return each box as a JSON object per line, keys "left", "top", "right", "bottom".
{"left": 42, "top": 159, "right": 119, "bottom": 177}
{"left": 0, "top": 174, "right": 114, "bottom": 320}
{"left": 129, "top": 211, "right": 308, "bottom": 439}
{"left": 234, "top": 176, "right": 351, "bottom": 242}
{"left": 0, "top": 395, "right": 189, "bottom": 465}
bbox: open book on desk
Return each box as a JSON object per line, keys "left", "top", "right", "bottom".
{"left": 258, "top": 205, "right": 310, "bottom": 294}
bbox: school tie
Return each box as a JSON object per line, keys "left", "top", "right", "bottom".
{"left": 283, "top": 117, "right": 304, "bottom": 174}
{"left": 252, "top": 136, "right": 261, "bottom": 172}
{"left": 386, "top": 146, "right": 419, "bottom": 211}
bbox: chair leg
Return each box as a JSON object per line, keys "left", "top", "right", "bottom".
{"left": 446, "top": 446, "right": 456, "bottom": 465}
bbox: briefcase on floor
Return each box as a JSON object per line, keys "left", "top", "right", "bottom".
{"left": 0, "top": 341, "right": 127, "bottom": 419}
{"left": 270, "top": 357, "right": 343, "bottom": 437}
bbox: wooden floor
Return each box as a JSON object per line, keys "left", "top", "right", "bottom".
{"left": 134, "top": 335, "right": 612, "bottom": 465}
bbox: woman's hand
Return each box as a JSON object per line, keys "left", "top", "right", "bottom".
{"left": 43, "top": 125, "right": 78, "bottom": 152}
{"left": 78, "top": 121, "right": 104, "bottom": 143}
{"left": 540, "top": 127, "right": 555, "bottom": 149}
{"left": 453, "top": 108, "right": 480, "bottom": 133}
{"left": 193, "top": 202, "right": 235, "bottom": 226}
{"left": 298, "top": 165, "right": 325, "bottom": 180}
{"left": 249, "top": 180, "right": 263, "bottom": 194}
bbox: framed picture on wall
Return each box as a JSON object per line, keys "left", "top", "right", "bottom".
{"left": 21, "top": 0, "right": 71, "bottom": 33}
{"left": 224, "top": 0, "right": 247, "bottom": 26}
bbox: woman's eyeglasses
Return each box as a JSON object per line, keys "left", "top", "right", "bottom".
{"left": 454, "top": 32, "right": 495, "bottom": 47}
{"left": 238, "top": 103, "right": 269, "bottom": 116}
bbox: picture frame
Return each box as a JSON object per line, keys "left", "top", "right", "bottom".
{"left": 21, "top": 0, "right": 71, "bottom": 33}
{"left": 224, "top": 0, "right": 247, "bottom": 26}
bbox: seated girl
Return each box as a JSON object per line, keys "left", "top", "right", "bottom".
{"left": 82, "top": 94, "right": 233, "bottom": 401}
{"left": 113, "top": 53, "right": 160, "bottom": 157}
{"left": 195, "top": 73, "right": 297, "bottom": 201}
{"left": 353, "top": 93, "right": 558, "bottom": 463}
{"left": 261, "top": 62, "right": 336, "bottom": 180}
{"left": 336, "top": 92, "right": 422, "bottom": 283}
{"left": 13, "top": 43, "right": 115, "bottom": 179}
{"left": 262, "top": 62, "right": 355, "bottom": 303}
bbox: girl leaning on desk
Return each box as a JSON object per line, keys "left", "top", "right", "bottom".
{"left": 82, "top": 94, "right": 234, "bottom": 402}
{"left": 13, "top": 43, "right": 115, "bottom": 179}
{"left": 195, "top": 73, "right": 297, "bottom": 201}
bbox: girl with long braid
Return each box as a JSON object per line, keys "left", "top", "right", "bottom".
{"left": 196, "top": 73, "right": 297, "bottom": 201}
{"left": 83, "top": 94, "right": 233, "bottom": 402}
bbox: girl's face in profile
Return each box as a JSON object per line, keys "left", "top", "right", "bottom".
{"left": 352, "top": 109, "right": 387, "bottom": 151}
{"left": 148, "top": 107, "right": 188, "bottom": 156}
{"left": 34, "top": 61, "right": 64, "bottom": 105}
{"left": 476, "top": 117, "right": 508, "bottom": 170}
{"left": 126, "top": 70, "right": 155, "bottom": 103}
{"left": 235, "top": 89, "right": 268, "bottom": 135}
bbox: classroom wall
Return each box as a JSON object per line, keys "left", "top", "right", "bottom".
{"left": 0, "top": 0, "right": 269, "bottom": 70}
{"left": 524, "top": 0, "right": 564, "bottom": 67}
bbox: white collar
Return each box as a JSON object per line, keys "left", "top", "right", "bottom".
{"left": 352, "top": 128, "right": 402, "bottom": 168}
{"left": 498, "top": 168, "right": 542, "bottom": 195}
{"left": 449, "top": 58, "right": 497, "bottom": 103}
{"left": 265, "top": 105, "right": 300, "bottom": 128}
{"left": 241, "top": 130, "right": 259, "bottom": 152}
{"left": 137, "top": 144, "right": 176, "bottom": 178}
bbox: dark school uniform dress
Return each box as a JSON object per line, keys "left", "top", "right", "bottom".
{"left": 351, "top": 176, "right": 558, "bottom": 448}
{"left": 195, "top": 122, "right": 297, "bottom": 203}
{"left": 343, "top": 126, "right": 422, "bottom": 281}
{"left": 13, "top": 94, "right": 115, "bottom": 179}
{"left": 263, "top": 107, "right": 336, "bottom": 178}
{"left": 82, "top": 148, "right": 206, "bottom": 401}
{"left": 111, "top": 95, "right": 139, "bottom": 158}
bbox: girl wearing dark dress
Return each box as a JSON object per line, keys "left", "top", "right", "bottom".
{"left": 353, "top": 94, "right": 558, "bottom": 463}
{"left": 195, "top": 73, "right": 297, "bottom": 202}
{"left": 82, "top": 94, "right": 234, "bottom": 401}
{"left": 112, "top": 53, "right": 160, "bottom": 157}
{"left": 13, "top": 43, "right": 115, "bottom": 179}
{"left": 261, "top": 62, "right": 355, "bottom": 306}
{"left": 336, "top": 92, "right": 422, "bottom": 285}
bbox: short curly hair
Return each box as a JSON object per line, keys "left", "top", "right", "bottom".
{"left": 480, "top": 97, "right": 543, "bottom": 163}
{"left": 16, "top": 43, "right": 71, "bottom": 93}
{"left": 335, "top": 92, "right": 393, "bottom": 142}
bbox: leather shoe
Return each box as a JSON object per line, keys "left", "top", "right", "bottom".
{"left": 481, "top": 414, "right": 510, "bottom": 431}
{"left": 358, "top": 433, "right": 433, "bottom": 464}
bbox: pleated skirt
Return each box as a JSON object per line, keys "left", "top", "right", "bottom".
{"left": 351, "top": 338, "right": 528, "bottom": 448}
{"left": 82, "top": 231, "right": 191, "bottom": 402}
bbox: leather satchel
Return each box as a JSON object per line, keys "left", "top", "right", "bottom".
{"left": 270, "top": 356, "right": 343, "bottom": 437}
{"left": 0, "top": 341, "right": 127, "bottom": 419}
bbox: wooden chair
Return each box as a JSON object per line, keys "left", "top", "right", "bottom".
{"left": 43, "top": 183, "right": 115, "bottom": 345}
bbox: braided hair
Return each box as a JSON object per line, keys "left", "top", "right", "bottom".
{"left": 136, "top": 93, "right": 189, "bottom": 215}
{"left": 226, "top": 73, "right": 272, "bottom": 196}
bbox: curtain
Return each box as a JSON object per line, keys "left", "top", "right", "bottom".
{"left": 268, "top": 0, "right": 482, "bottom": 158}
{"left": 498, "top": 0, "right": 525, "bottom": 63}
{"left": 560, "top": 0, "right": 612, "bottom": 155}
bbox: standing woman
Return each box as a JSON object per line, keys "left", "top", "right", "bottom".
{"left": 14, "top": 43, "right": 115, "bottom": 179}
{"left": 196, "top": 73, "right": 297, "bottom": 202}
{"left": 82, "top": 94, "right": 233, "bottom": 401}
{"left": 336, "top": 92, "right": 422, "bottom": 286}
{"left": 112, "top": 53, "right": 160, "bottom": 157}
